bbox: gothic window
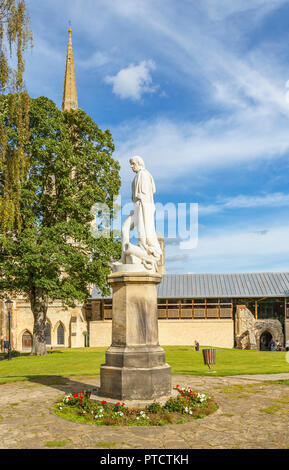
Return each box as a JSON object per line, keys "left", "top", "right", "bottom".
{"left": 57, "top": 324, "right": 64, "bottom": 345}
{"left": 45, "top": 323, "right": 51, "bottom": 345}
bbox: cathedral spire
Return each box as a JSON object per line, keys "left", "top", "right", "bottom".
{"left": 62, "top": 26, "right": 78, "bottom": 111}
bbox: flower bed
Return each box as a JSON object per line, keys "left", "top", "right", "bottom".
{"left": 54, "top": 386, "right": 217, "bottom": 426}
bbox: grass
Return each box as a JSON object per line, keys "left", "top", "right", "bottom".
{"left": 274, "top": 380, "right": 289, "bottom": 386}
{"left": 44, "top": 439, "right": 70, "bottom": 448}
{"left": 0, "top": 346, "right": 288, "bottom": 384}
{"left": 259, "top": 394, "right": 289, "bottom": 415}
{"left": 259, "top": 405, "right": 289, "bottom": 415}
{"left": 95, "top": 442, "right": 119, "bottom": 448}
{"left": 218, "top": 383, "right": 268, "bottom": 397}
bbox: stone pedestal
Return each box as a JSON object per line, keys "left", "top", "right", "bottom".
{"left": 100, "top": 272, "right": 171, "bottom": 401}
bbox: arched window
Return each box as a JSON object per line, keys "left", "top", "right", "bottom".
{"left": 57, "top": 324, "right": 64, "bottom": 345}
{"left": 22, "top": 331, "right": 33, "bottom": 350}
{"left": 45, "top": 323, "right": 51, "bottom": 345}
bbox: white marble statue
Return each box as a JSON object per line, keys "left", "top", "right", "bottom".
{"left": 113, "top": 156, "right": 162, "bottom": 273}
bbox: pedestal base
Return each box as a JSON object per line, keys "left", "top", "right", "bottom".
{"left": 99, "top": 272, "right": 172, "bottom": 401}
{"left": 100, "top": 363, "right": 171, "bottom": 400}
{"left": 91, "top": 386, "right": 177, "bottom": 409}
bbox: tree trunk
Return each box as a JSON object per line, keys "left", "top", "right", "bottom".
{"left": 30, "top": 289, "right": 48, "bottom": 356}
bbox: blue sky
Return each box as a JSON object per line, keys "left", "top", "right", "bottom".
{"left": 24, "top": 0, "right": 289, "bottom": 274}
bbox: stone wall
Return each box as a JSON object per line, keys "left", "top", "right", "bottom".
{"left": 89, "top": 319, "right": 234, "bottom": 348}
{"left": 254, "top": 320, "right": 283, "bottom": 349}
{"left": 235, "top": 305, "right": 284, "bottom": 349}
{"left": 89, "top": 320, "right": 112, "bottom": 347}
{"left": 0, "top": 297, "right": 88, "bottom": 352}
{"left": 235, "top": 305, "right": 257, "bottom": 349}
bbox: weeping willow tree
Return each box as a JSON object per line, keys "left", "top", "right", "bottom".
{"left": 0, "top": 0, "right": 32, "bottom": 240}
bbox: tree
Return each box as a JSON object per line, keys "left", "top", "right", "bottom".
{"left": 0, "top": 0, "right": 32, "bottom": 239}
{"left": 0, "top": 95, "right": 121, "bottom": 355}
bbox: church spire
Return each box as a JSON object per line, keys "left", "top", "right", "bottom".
{"left": 62, "top": 26, "right": 78, "bottom": 111}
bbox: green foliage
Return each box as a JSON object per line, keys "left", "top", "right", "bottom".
{"left": 0, "top": 1, "right": 32, "bottom": 235}
{"left": 146, "top": 401, "right": 163, "bottom": 413}
{"left": 163, "top": 396, "right": 185, "bottom": 413}
{"left": 0, "top": 95, "right": 121, "bottom": 306}
{"left": 0, "top": 95, "right": 121, "bottom": 353}
{"left": 4, "top": 349, "right": 20, "bottom": 358}
{"left": 0, "top": 0, "right": 33, "bottom": 91}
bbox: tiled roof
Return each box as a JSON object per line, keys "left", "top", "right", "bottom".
{"left": 91, "top": 272, "right": 289, "bottom": 299}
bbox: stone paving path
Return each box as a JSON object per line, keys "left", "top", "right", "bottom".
{"left": 1, "top": 373, "right": 289, "bottom": 449}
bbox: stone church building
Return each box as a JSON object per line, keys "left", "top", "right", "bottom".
{"left": 0, "top": 29, "right": 288, "bottom": 353}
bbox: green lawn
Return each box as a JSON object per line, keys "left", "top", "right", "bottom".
{"left": 0, "top": 346, "right": 288, "bottom": 384}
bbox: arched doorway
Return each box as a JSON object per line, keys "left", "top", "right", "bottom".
{"left": 22, "top": 331, "right": 33, "bottom": 351}
{"left": 260, "top": 330, "right": 272, "bottom": 351}
{"left": 45, "top": 323, "right": 51, "bottom": 345}
{"left": 57, "top": 324, "right": 64, "bottom": 345}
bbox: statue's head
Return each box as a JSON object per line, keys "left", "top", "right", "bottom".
{"left": 130, "top": 156, "right": 145, "bottom": 173}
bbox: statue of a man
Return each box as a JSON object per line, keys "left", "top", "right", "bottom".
{"left": 120, "top": 156, "right": 162, "bottom": 271}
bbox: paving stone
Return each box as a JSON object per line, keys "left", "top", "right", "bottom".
{"left": 1, "top": 373, "right": 289, "bottom": 448}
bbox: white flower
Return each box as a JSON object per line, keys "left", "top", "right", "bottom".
{"left": 95, "top": 415, "right": 98, "bottom": 419}
{"left": 136, "top": 417, "right": 139, "bottom": 420}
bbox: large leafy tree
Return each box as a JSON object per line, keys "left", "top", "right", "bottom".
{"left": 0, "top": 96, "right": 121, "bottom": 355}
{"left": 0, "top": 0, "right": 32, "bottom": 239}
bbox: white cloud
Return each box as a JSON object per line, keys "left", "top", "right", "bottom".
{"left": 199, "top": 193, "right": 289, "bottom": 215}
{"left": 113, "top": 109, "right": 289, "bottom": 195}
{"left": 26, "top": 0, "right": 289, "bottom": 273}
{"left": 105, "top": 60, "right": 156, "bottom": 101}
{"left": 165, "top": 223, "right": 289, "bottom": 273}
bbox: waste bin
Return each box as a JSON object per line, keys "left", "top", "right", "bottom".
{"left": 202, "top": 348, "right": 216, "bottom": 370}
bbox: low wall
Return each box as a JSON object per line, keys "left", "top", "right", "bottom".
{"left": 89, "top": 319, "right": 234, "bottom": 348}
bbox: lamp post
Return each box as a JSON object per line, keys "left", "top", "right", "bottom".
{"left": 5, "top": 299, "right": 13, "bottom": 361}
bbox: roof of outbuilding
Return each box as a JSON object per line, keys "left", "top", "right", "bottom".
{"left": 91, "top": 272, "right": 289, "bottom": 300}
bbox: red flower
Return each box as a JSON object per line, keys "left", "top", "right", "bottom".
{"left": 122, "top": 403, "right": 125, "bottom": 406}
{"left": 116, "top": 402, "right": 120, "bottom": 406}
{"left": 101, "top": 400, "right": 107, "bottom": 404}
{"left": 73, "top": 394, "right": 78, "bottom": 398}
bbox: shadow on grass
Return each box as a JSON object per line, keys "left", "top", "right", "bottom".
{"left": 25, "top": 375, "right": 99, "bottom": 395}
